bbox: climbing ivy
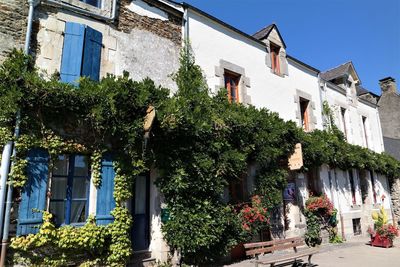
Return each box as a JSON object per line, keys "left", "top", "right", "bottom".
{"left": 1, "top": 50, "right": 165, "bottom": 266}
{"left": 0, "top": 47, "right": 399, "bottom": 266}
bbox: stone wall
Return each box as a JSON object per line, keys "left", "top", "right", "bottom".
{"left": 117, "top": 0, "right": 182, "bottom": 46}
{"left": 0, "top": 0, "right": 27, "bottom": 62}
{"left": 390, "top": 179, "right": 400, "bottom": 225}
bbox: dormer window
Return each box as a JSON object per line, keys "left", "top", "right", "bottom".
{"left": 270, "top": 43, "right": 281, "bottom": 75}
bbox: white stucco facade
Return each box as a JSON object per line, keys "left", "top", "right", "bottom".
{"left": 185, "top": 6, "right": 393, "bottom": 241}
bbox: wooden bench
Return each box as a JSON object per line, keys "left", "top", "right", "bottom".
{"left": 244, "top": 237, "right": 318, "bottom": 267}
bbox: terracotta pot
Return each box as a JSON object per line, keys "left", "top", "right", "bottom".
{"left": 371, "top": 233, "right": 393, "bottom": 248}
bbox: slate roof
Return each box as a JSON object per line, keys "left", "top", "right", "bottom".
{"left": 252, "top": 24, "right": 274, "bottom": 40}
{"left": 320, "top": 62, "right": 353, "bottom": 81}
{"left": 383, "top": 136, "right": 400, "bottom": 161}
{"left": 356, "top": 85, "right": 369, "bottom": 96}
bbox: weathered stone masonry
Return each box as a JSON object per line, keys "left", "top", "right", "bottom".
{"left": 117, "top": 0, "right": 182, "bottom": 46}
{"left": 0, "top": 0, "right": 28, "bottom": 62}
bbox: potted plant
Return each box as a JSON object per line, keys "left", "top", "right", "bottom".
{"left": 368, "top": 206, "right": 399, "bottom": 248}
{"left": 231, "top": 195, "right": 270, "bottom": 260}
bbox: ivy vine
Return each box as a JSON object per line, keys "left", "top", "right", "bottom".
{"left": 0, "top": 47, "right": 399, "bottom": 266}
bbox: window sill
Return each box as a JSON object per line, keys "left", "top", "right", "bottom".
{"left": 270, "top": 69, "right": 284, "bottom": 78}
{"left": 44, "top": 0, "right": 112, "bottom": 19}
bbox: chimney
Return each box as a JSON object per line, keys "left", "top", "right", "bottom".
{"left": 379, "top": 77, "right": 397, "bottom": 94}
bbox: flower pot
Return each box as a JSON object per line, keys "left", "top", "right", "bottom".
{"left": 230, "top": 243, "right": 245, "bottom": 261}
{"left": 371, "top": 234, "right": 393, "bottom": 248}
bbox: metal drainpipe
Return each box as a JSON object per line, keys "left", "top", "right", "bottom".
{"left": 44, "top": 0, "right": 118, "bottom": 22}
{"left": 0, "top": 0, "right": 34, "bottom": 263}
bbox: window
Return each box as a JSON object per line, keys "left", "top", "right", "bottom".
{"left": 224, "top": 71, "right": 240, "bottom": 103}
{"left": 370, "top": 171, "right": 377, "bottom": 204}
{"left": 306, "top": 168, "right": 321, "bottom": 196}
{"left": 349, "top": 170, "right": 356, "bottom": 205}
{"left": 300, "top": 98, "right": 310, "bottom": 131}
{"left": 340, "top": 107, "right": 347, "bottom": 139}
{"left": 270, "top": 43, "right": 281, "bottom": 75}
{"left": 352, "top": 218, "right": 361, "bottom": 235}
{"left": 17, "top": 149, "right": 116, "bottom": 236}
{"left": 80, "top": 0, "right": 101, "bottom": 8}
{"left": 60, "top": 22, "right": 103, "bottom": 84}
{"left": 50, "top": 155, "right": 90, "bottom": 226}
{"left": 362, "top": 116, "right": 368, "bottom": 148}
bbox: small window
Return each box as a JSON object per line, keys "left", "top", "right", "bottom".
{"left": 50, "top": 155, "right": 90, "bottom": 226}
{"left": 299, "top": 98, "right": 310, "bottom": 131}
{"left": 362, "top": 116, "right": 368, "bottom": 148}
{"left": 80, "top": 0, "right": 101, "bottom": 8}
{"left": 349, "top": 170, "right": 357, "bottom": 205}
{"left": 340, "top": 107, "right": 347, "bottom": 139}
{"left": 270, "top": 43, "right": 281, "bottom": 75}
{"left": 352, "top": 218, "right": 361, "bottom": 235}
{"left": 224, "top": 71, "right": 240, "bottom": 103}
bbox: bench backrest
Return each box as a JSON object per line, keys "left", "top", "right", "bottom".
{"left": 244, "top": 237, "right": 304, "bottom": 256}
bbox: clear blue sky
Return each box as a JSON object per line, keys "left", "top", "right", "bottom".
{"left": 183, "top": 0, "right": 400, "bottom": 95}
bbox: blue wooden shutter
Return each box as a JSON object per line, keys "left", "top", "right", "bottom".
{"left": 96, "top": 153, "right": 116, "bottom": 225}
{"left": 17, "top": 149, "right": 49, "bottom": 236}
{"left": 82, "top": 26, "right": 102, "bottom": 81}
{"left": 60, "top": 22, "right": 85, "bottom": 84}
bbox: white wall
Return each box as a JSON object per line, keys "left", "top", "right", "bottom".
{"left": 324, "top": 82, "right": 384, "bottom": 153}
{"left": 187, "top": 10, "right": 323, "bottom": 129}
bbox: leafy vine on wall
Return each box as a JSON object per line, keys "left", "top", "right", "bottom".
{"left": 0, "top": 48, "right": 399, "bottom": 266}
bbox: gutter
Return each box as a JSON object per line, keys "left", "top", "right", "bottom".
{"left": 43, "top": 0, "right": 118, "bottom": 22}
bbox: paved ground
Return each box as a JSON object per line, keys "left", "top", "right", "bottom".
{"left": 225, "top": 237, "right": 400, "bottom": 267}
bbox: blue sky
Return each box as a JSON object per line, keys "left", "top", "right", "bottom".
{"left": 183, "top": 0, "right": 400, "bottom": 95}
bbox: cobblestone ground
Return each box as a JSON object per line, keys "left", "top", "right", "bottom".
{"left": 225, "top": 237, "right": 400, "bottom": 267}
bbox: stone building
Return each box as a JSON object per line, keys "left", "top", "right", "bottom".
{"left": 1, "top": 0, "right": 183, "bottom": 264}
{"left": 1, "top": 0, "right": 398, "bottom": 265}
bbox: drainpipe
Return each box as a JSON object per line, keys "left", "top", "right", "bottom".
{"left": 44, "top": 0, "right": 118, "bottom": 22}
{"left": 183, "top": 7, "right": 189, "bottom": 42}
{"left": 0, "top": 0, "right": 35, "bottom": 263}
{"left": 0, "top": 111, "right": 21, "bottom": 267}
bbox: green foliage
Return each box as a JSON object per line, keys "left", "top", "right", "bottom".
{"left": 1, "top": 47, "right": 399, "bottom": 266}
{"left": 304, "top": 195, "right": 341, "bottom": 246}
{"left": 2, "top": 50, "right": 164, "bottom": 266}
{"left": 153, "top": 46, "right": 299, "bottom": 264}
{"left": 301, "top": 128, "right": 400, "bottom": 180}
{"left": 91, "top": 150, "right": 103, "bottom": 187}
{"left": 372, "top": 206, "right": 389, "bottom": 228}
{"left": 304, "top": 209, "right": 322, "bottom": 247}
{"left": 10, "top": 212, "right": 110, "bottom": 266}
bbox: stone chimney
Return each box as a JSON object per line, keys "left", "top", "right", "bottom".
{"left": 379, "top": 77, "right": 397, "bottom": 94}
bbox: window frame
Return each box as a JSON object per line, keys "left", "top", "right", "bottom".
{"left": 50, "top": 154, "right": 90, "bottom": 226}
{"left": 270, "top": 42, "right": 281, "bottom": 75}
{"left": 224, "top": 71, "right": 241, "bottom": 103}
{"left": 80, "top": 0, "right": 102, "bottom": 8}
{"left": 361, "top": 116, "right": 369, "bottom": 148}
{"left": 340, "top": 107, "right": 348, "bottom": 139}
{"left": 299, "top": 98, "right": 310, "bottom": 131}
